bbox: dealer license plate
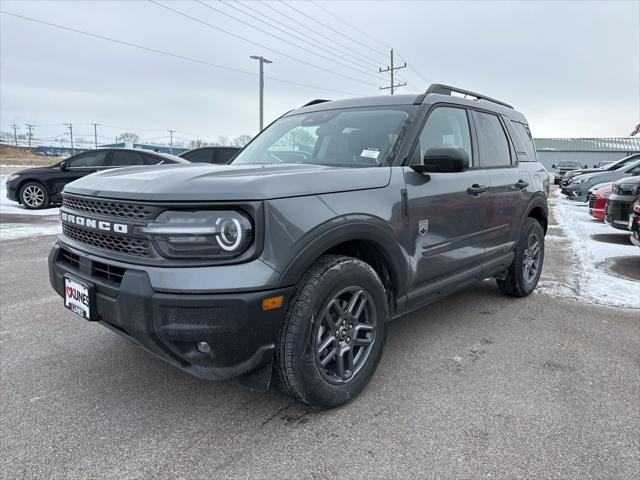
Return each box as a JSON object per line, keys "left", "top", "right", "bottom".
{"left": 64, "top": 276, "right": 94, "bottom": 320}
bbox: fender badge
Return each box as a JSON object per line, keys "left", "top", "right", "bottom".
{"left": 418, "top": 220, "right": 429, "bottom": 236}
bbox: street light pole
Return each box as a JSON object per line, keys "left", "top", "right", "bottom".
{"left": 250, "top": 55, "right": 272, "bottom": 131}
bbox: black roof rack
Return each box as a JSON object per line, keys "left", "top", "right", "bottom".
{"left": 301, "top": 99, "right": 331, "bottom": 107}
{"left": 413, "top": 84, "right": 514, "bottom": 109}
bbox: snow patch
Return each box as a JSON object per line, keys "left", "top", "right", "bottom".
{"left": 0, "top": 175, "right": 61, "bottom": 240}
{"left": 548, "top": 189, "right": 639, "bottom": 309}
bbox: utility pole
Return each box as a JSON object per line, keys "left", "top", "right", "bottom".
{"left": 379, "top": 49, "right": 406, "bottom": 95}
{"left": 91, "top": 123, "right": 99, "bottom": 149}
{"left": 250, "top": 55, "right": 273, "bottom": 131}
{"left": 11, "top": 124, "right": 18, "bottom": 146}
{"left": 65, "top": 123, "right": 74, "bottom": 153}
{"left": 25, "top": 124, "right": 34, "bottom": 148}
{"left": 168, "top": 130, "right": 175, "bottom": 154}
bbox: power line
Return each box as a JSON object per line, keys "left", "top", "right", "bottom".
{"left": 149, "top": 0, "right": 378, "bottom": 88}
{"left": 276, "top": 0, "right": 388, "bottom": 60}
{"left": 195, "top": 1, "right": 379, "bottom": 81}
{"left": 308, "top": 0, "right": 431, "bottom": 89}
{"left": 0, "top": 10, "right": 362, "bottom": 97}
{"left": 217, "top": 0, "right": 380, "bottom": 73}
{"left": 224, "top": 0, "right": 380, "bottom": 70}
{"left": 309, "top": 0, "right": 391, "bottom": 52}
{"left": 257, "top": 0, "right": 385, "bottom": 67}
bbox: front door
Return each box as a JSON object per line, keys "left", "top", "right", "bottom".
{"left": 55, "top": 150, "right": 110, "bottom": 197}
{"left": 404, "top": 106, "right": 491, "bottom": 289}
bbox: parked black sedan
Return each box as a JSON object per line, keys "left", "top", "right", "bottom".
{"left": 604, "top": 175, "right": 640, "bottom": 231}
{"left": 5, "top": 148, "right": 188, "bottom": 209}
{"left": 179, "top": 146, "right": 241, "bottom": 164}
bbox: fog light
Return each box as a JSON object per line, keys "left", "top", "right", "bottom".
{"left": 196, "top": 341, "right": 211, "bottom": 354}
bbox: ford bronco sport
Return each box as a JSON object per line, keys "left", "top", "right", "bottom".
{"left": 49, "top": 84, "right": 549, "bottom": 409}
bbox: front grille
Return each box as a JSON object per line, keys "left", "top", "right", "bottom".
{"left": 93, "top": 261, "right": 126, "bottom": 284}
{"left": 588, "top": 194, "right": 596, "bottom": 212}
{"left": 62, "top": 224, "right": 151, "bottom": 257}
{"left": 62, "top": 195, "right": 157, "bottom": 220}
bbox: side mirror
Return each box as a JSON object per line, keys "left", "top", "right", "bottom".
{"left": 411, "top": 147, "right": 469, "bottom": 174}
{"left": 60, "top": 161, "right": 68, "bottom": 171}
{"left": 583, "top": 165, "right": 588, "bottom": 168}
{"left": 551, "top": 164, "right": 556, "bottom": 169}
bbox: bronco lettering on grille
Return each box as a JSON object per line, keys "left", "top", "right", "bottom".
{"left": 61, "top": 211, "right": 129, "bottom": 234}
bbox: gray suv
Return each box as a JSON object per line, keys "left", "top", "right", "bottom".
{"left": 48, "top": 85, "right": 549, "bottom": 408}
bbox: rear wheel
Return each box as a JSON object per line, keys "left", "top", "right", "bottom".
{"left": 275, "top": 255, "right": 387, "bottom": 408}
{"left": 20, "top": 182, "right": 50, "bottom": 209}
{"left": 497, "top": 217, "right": 545, "bottom": 297}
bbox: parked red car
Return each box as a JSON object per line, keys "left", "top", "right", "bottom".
{"left": 588, "top": 183, "right": 613, "bottom": 220}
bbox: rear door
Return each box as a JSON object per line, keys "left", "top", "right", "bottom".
{"left": 471, "top": 110, "right": 529, "bottom": 259}
{"left": 403, "top": 105, "right": 491, "bottom": 288}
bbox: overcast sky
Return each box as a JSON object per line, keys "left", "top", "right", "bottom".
{"left": 1, "top": 0, "right": 639, "bottom": 145}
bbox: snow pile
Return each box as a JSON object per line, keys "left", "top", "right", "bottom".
{"left": 0, "top": 175, "right": 61, "bottom": 240}
{"left": 544, "top": 189, "right": 639, "bottom": 309}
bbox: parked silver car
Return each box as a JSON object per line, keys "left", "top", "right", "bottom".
{"left": 562, "top": 160, "right": 640, "bottom": 201}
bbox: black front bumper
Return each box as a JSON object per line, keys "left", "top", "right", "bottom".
{"left": 6, "top": 180, "right": 18, "bottom": 202}
{"left": 48, "top": 242, "right": 294, "bottom": 384}
{"left": 605, "top": 195, "right": 637, "bottom": 231}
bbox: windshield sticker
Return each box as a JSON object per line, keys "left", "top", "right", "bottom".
{"left": 361, "top": 148, "right": 380, "bottom": 159}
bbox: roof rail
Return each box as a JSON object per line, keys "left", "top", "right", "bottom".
{"left": 413, "top": 84, "right": 514, "bottom": 109}
{"left": 301, "top": 99, "right": 331, "bottom": 107}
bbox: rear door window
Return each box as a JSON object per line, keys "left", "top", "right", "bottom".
{"left": 216, "top": 148, "right": 238, "bottom": 164}
{"left": 474, "top": 111, "right": 512, "bottom": 167}
{"left": 183, "top": 149, "right": 214, "bottom": 163}
{"left": 111, "top": 151, "right": 145, "bottom": 166}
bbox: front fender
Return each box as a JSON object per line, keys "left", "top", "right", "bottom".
{"left": 277, "top": 216, "right": 409, "bottom": 294}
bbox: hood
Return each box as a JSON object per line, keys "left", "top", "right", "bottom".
{"left": 63, "top": 163, "right": 392, "bottom": 201}
{"left": 15, "top": 164, "right": 60, "bottom": 175}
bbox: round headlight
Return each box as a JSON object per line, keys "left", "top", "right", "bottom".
{"left": 216, "top": 217, "right": 243, "bottom": 251}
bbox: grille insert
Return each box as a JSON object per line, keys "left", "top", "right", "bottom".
{"left": 93, "top": 261, "right": 126, "bottom": 284}
{"left": 60, "top": 249, "right": 80, "bottom": 269}
{"left": 62, "top": 224, "right": 151, "bottom": 257}
{"left": 62, "top": 195, "right": 157, "bottom": 220}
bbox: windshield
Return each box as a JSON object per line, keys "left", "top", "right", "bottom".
{"left": 231, "top": 105, "right": 416, "bottom": 167}
{"left": 558, "top": 161, "right": 581, "bottom": 168}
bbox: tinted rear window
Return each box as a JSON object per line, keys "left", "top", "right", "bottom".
{"left": 475, "top": 111, "right": 512, "bottom": 167}
{"left": 182, "top": 149, "right": 213, "bottom": 163}
{"left": 509, "top": 121, "right": 537, "bottom": 162}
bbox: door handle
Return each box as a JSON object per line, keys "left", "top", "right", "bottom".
{"left": 467, "top": 184, "right": 488, "bottom": 195}
{"left": 515, "top": 179, "right": 529, "bottom": 189}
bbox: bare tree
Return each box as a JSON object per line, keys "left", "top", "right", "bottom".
{"left": 215, "top": 135, "right": 230, "bottom": 146}
{"left": 232, "top": 134, "right": 253, "bottom": 147}
{"left": 118, "top": 132, "right": 140, "bottom": 144}
{"left": 189, "top": 139, "right": 210, "bottom": 149}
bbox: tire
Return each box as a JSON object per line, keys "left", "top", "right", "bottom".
{"left": 20, "top": 182, "right": 50, "bottom": 209}
{"left": 497, "top": 217, "right": 545, "bottom": 297}
{"left": 275, "top": 255, "right": 388, "bottom": 409}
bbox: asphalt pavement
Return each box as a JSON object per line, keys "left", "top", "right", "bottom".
{"left": 1, "top": 232, "right": 638, "bottom": 480}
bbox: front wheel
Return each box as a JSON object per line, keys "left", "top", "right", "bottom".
{"left": 497, "top": 217, "right": 545, "bottom": 297}
{"left": 20, "top": 182, "right": 50, "bottom": 209}
{"left": 275, "top": 255, "right": 388, "bottom": 409}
